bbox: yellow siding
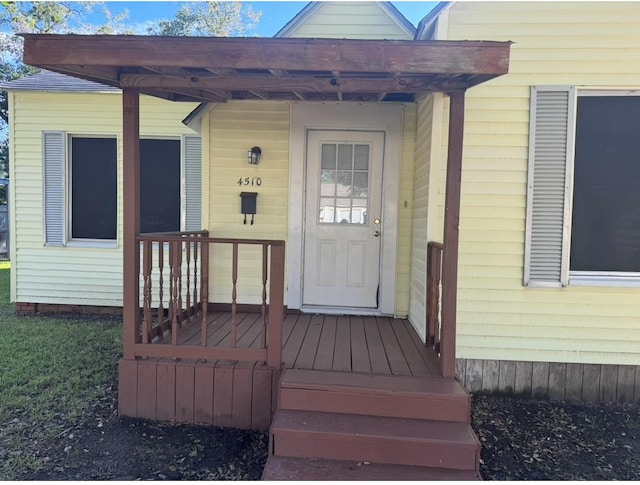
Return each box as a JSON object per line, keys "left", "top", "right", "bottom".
{"left": 10, "top": 91, "right": 197, "bottom": 305}
{"left": 206, "top": 101, "right": 290, "bottom": 304}
{"left": 428, "top": 1, "right": 640, "bottom": 365}
{"left": 395, "top": 104, "right": 417, "bottom": 316}
{"left": 286, "top": 2, "right": 412, "bottom": 39}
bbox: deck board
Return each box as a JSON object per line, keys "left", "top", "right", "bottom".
{"left": 158, "top": 312, "right": 442, "bottom": 379}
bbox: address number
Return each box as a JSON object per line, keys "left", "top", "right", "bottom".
{"left": 237, "top": 177, "right": 262, "bottom": 186}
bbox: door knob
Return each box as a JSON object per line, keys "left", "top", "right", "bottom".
{"left": 373, "top": 230, "right": 381, "bottom": 237}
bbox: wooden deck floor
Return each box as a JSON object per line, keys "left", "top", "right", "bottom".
{"left": 158, "top": 312, "right": 443, "bottom": 379}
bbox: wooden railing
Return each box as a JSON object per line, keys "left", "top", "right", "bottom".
{"left": 426, "top": 241, "right": 450, "bottom": 376}
{"left": 133, "top": 231, "right": 285, "bottom": 368}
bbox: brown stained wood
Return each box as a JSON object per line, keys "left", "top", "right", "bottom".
{"left": 565, "top": 364, "right": 583, "bottom": 401}
{"left": 122, "top": 88, "right": 140, "bottom": 360}
{"left": 332, "top": 317, "right": 352, "bottom": 372}
{"left": 24, "top": 35, "right": 511, "bottom": 76}
{"left": 295, "top": 315, "right": 324, "bottom": 370}
{"left": 175, "top": 362, "right": 196, "bottom": 423}
{"left": 281, "top": 314, "right": 299, "bottom": 348}
{"left": 194, "top": 362, "right": 215, "bottom": 425}
{"left": 363, "top": 317, "right": 391, "bottom": 375}
{"left": 548, "top": 363, "right": 567, "bottom": 401}
{"left": 271, "top": 410, "right": 479, "bottom": 469}
{"left": 635, "top": 367, "right": 640, "bottom": 404}
{"left": 234, "top": 313, "right": 264, "bottom": 348}
{"left": 283, "top": 314, "right": 312, "bottom": 368}
{"left": 440, "top": 90, "right": 466, "bottom": 379}
{"left": 464, "top": 360, "right": 483, "bottom": 394}
{"left": 498, "top": 361, "right": 516, "bottom": 394}
{"left": 137, "top": 360, "right": 157, "bottom": 420}
{"left": 120, "top": 73, "right": 476, "bottom": 93}
{"left": 252, "top": 365, "right": 273, "bottom": 431}
{"left": 231, "top": 243, "right": 238, "bottom": 347}
{"left": 210, "top": 313, "right": 254, "bottom": 347}
{"left": 531, "top": 362, "right": 550, "bottom": 399}
{"left": 482, "top": 361, "right": 499, "bottom": 393}
{"left": 232, "top": 361, "right": 255, "bottom": 429}
{"left": 142, "top": 240, "right": 152, "bottom": 344}
{"left": 267, "top": 242, "right": 285, "bottom": 368}
{"left": 391, "top": 318, "right": 431, "bottom": 377}
{"left": 599, "top": 365, "right": 618, "bottom": 403}
{"left": 350, "top": 317, "right": 371, "bottom": 374}
{"left": 582, "top": 364, "right": 601, "bottom": 402}
{"left": 261, "top": 244, "right": 268, "bottom": 349}
{"left": 403, "top": 320, "right": 443, "bottom": 378}
{"left": 377, "top": 318, "right": 411, "bottom": 376}
{"left": 313, "top": 315, "right": 337, "bottom": 371}
{"left": 135, "top": 343, "right": 267, "bottom": 363}
{"left": 616, "top": 365, "right": 636, "bottom": 404}
{"left": 213, "top": 360, "right": 235, "bottom": 428}
{"left": 118, "top": 359, "right": 138, "bottom": 417}
{"left": 514, "top": 361, "right": 533, "bottom": 397}
{"left": 156, "top": 361, "right": 176, "bottom": 421}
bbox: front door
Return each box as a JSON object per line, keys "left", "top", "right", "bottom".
{"left": 302, "top": 130, "right": 385, "bottom": 309}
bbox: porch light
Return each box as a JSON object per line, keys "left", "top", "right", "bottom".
{"left": 248, "top": 146, "right": 262, "bottom": 165}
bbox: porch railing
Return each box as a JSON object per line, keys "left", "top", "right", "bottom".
{"left": 133, "top": 231, "right": 285, "bottom": 368}
{"left": 427, "top": 241, "right": 455, "bottom": 378}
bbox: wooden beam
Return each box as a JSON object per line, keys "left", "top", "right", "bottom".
{"left": 23, "top": 35, "right": 511, "bottom": 76}
{"left": 440, "top": 90, "right": 466, "bottom": 380}
{"left": 118, "top": 73, "right": 473, "bottom": 92}
{"left": 122, "top": 88, "right": 141, "bottom": 360}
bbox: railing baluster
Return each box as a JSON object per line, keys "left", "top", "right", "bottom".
{"left": 426, "top": 242, "right": 444, "bottom": 359}
{"left": 200, "top": 239, "right": 209, "bottom": 347}
{"left": 170, "top": 240, "right": 180, "bottom": 346}
{"left": 158, "top": 242, "right": 164, "bottom": 337}
{"left": 185, "top": 238, "right": 192, "bottom": 318}
{"left": 231, "top": 242, "right": 238, "bottom": 348}
{"left": 142, "top": 240, "right": 152, "bottom": 344}
{"left": 193, "top": 237, "right": 199, "bottom": 314}
{"left": 261, "top": 243, "right": 268, "bottom": 348}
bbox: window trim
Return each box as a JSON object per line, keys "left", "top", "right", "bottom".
{"left": 66, "top": 134, "right": 119, "bottom": 246}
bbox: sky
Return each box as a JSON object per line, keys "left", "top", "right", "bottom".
{"left": 89, "top": 1, "right": 439, "bottom": 36}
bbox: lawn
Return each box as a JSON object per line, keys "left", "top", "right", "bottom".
{"left": 0, "top": 266, "right": 122, "bottom": 479}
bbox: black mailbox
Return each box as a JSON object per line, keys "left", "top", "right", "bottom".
{"left": 240, "top": 191, "right": 257, "bottom": 224}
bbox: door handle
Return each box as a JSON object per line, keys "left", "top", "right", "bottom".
{"left": 373, "top": 230, "right": 381, "bottom": 237}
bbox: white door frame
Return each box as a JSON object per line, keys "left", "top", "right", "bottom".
{"left": 288, "top": 102, "right": 404, "bottom": 315}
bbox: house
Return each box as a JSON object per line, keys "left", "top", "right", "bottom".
{"left": 6, "top": 0, "right": 638, "bottom": 478}
{"left": 416, "top": 1, "right": 640, "bottom": 404}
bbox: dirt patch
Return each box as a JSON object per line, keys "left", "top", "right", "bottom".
{"left": 7, "top": 383, "right": 640, "bottom": 480}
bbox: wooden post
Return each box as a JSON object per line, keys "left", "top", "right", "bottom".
{"left": 267, "top": 242, "right": 285, "bottom": 368}
{"left": 440, "top": 90, "right": 466, "bottom": 379}
{"left": 123, "top": 88, "right": 141, "bottom": 360}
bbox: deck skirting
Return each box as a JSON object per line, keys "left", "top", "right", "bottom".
{"left": 457, "top": 358, "right": 640, "bottom": 404}
{"left": 118, "top": 358, "right": 281, "bottom": 430}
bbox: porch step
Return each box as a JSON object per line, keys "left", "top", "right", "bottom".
{"left": 262, "top": 456, "right": 481, "bottom": 481}
{"left": 279, "top": 368, "right": 470, "bottom": 422}
{"left": 270, "top": 409, "right": 480, "bottom": 470}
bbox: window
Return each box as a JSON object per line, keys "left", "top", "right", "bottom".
{"left": 571, "top": 96, "right": 640, "bottom": 273}
{"left": 140, "top": 139, "right": 180, "bottom": 233}
{"left": 42, "top": 132, "right": 202, "bottom": 247}
{"left": 70, "top": 137, "right": 118, "bottom": 240}
{"left": 525, "top": 87, "right": 640, "bottom": 287}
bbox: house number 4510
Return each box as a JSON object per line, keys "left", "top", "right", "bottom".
{"left": 237, "top": 177, "right": 262, "bottom": 186}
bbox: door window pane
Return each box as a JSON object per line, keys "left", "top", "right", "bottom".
{"left": 317, "top": 142, "right": 371, "bottom": 225}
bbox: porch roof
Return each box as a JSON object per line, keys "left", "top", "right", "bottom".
{"left": 21, "top": 34, "right": 511, "bottom": 103}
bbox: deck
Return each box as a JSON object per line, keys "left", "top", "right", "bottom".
{"left": 155, "top": 312, "right": 443, "bottom": 379}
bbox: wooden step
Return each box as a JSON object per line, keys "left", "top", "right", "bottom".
{"left": 270, "top": 409, "right": 480, "bottom": 470}
{"left": 262, "top": 456, "right": 482, "bottom": 480}
{"left": 279, "top": 369, "right": 470, "bottom": 422}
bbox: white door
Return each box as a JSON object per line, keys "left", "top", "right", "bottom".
{"left": 302, "top": 130, "right": 385, "bottom": 309}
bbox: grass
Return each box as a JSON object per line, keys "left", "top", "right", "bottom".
{"left": 0, "top": 266, "right": 122, "bottom": 479}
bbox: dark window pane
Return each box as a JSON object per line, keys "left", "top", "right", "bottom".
{"left": 570, "top": 96, "right": 640, "bottom": 272}
{"left": 71, "top": 137, "right": 117, "bottom": 240}
{"left": 140, "top": 139, "right": 181, "bottom": 233}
